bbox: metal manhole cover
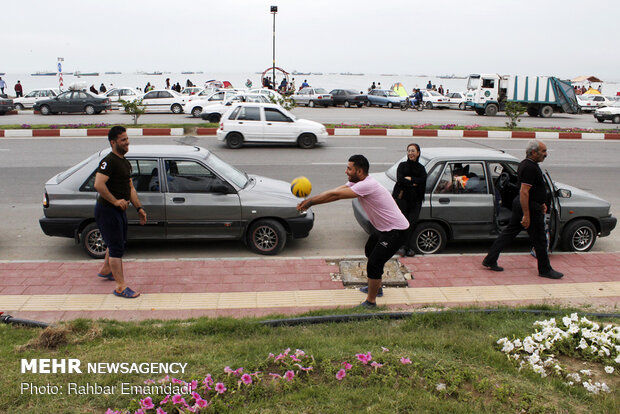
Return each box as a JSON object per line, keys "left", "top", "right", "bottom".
{"left": 337, "top": 259, "right": 410, "bottom": 287}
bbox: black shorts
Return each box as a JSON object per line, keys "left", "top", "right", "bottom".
{"left": 94, "top": 202, "right": 128, "bottom": 258}
{"left": 364, "top": 229, "right": 407, "bottom": 279}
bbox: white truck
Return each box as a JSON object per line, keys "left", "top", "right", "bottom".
{"left": 466, "top": 74, "right": 579, "bottom": 118}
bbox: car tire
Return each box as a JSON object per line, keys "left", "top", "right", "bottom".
{"left": 208, "top": 113, "right": 221, "bottom": 123}
{"left": 539, "top": 105, "right": 553, "bottom": 118}
{"left": 297, "top": 133, "right": 317, "bottom": 149}
{"left": 344, "top": 101, "right": 350, "bottom": 108}
{"left": 171, "top": 104, "right": 183, "bottom": 114}
{"left": 425, "top": 101, "right": 433, "bottom": 109}
{"left": 85, "top": 105, "right": 95, "bottom": 115}
{"left": 613, "top": 115, "right": 620, "bottom": 124}
{"left": 412, "top": 222, "right": 447, "bottom": 255}
{"left": 39, "top": 105, "right": 51, "bottom": 115}
{"left": 485, "top": 103, "right": 498, "bottom": 116}
{"left": 191, "top": 107, "right": 202, "bottom": 118}
{"left": 458, "top": 102, "right": 465, "bottom": 110}
{"left": 81, "top": 222, "right": 107, "bottom": 259}
{"left": 247, "top": 219, "right": 286, "bottom": 255}
{"left": 366, "top": 101, "right": 372, "bottom": 107}
{"left": 597, "top": 118, "right": 605, "bottom": 123}
{"left": 15, "top": 103, "right": 24, "bottom": 110}
{"left": 225, "top": 132, "right": 244, "bottom": 149}
{"left": 561, "top": 219, "right": 597, "bottom": 252}
{"left": 309, "top": 101, "right": 315, "bottom": 108}
{"left": 387, "top": 102, "right": 393, "bottom": 109}
{"left": 357, "top": 103, "right": 363, "bottom": 108}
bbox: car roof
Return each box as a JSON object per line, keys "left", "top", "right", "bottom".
{"left": 422, "top": 147, "right": 519, "bottom": 162}
{"left": 107, "top": 145, "right": 211, "bottom": 158}
{"left": 230, "top": 102, "right": 281, "bottom": 108}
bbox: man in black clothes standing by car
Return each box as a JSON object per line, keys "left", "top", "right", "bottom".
{"left": 94, "top": 126, "right": 147, "bottom": 298}
{"left": 482, "top": 140, "right": 563, "bottom": 279}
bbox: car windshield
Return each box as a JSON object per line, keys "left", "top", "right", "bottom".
{"left": 315, "top": 88, "right": 328, "bottom": 94}
{"left": 206, "top": 152, "right": 249, "bottom": 188}
{"left": 467, "top": 76, "right": 480, "bottom": 90}
{"left": 344, "top": 90, "right": 357, "bottom": 94}
{"left": 57, "top": 152, "right": 101, "bottom": 183}
{"left": 430, "top": 91, "right": 442, "bottom": 96}
{"left": 385, "top": 155, "right": 430, "bottom": 181}
{"left": 387, "top": 91, "right": 399, "bottom": 97}
{"left": 579, "top": 95, "right": 595, "bottom": 101}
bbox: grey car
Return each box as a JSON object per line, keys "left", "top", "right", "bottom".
{"left": 353, "top": 147, "right": 616, "bottom": 254}
{"left": 39, "top": 145, "right": 314, "bottom": 258}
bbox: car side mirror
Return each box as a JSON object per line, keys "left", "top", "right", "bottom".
{"left": 556, "top": 189, "right": 571, "bottom": 198}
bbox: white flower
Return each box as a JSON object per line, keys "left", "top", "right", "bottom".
{"left": 568, "top": 325, "right": 580, "bottom": 334}
{"left": 601, "top": 383, "right": 611, "bottom": 393}
{"left": 577, "top": 338, "right": 588, "bottom": 350}
{"left": 513, "top": 338, "right": 522, "bottom": 348}
{"left": 605, "top": 366, "right": 614, "bottom": 374}
{"left": 497, "top": 337, "right": 508, "bottom": 345}
{"left": 600, "top": 346, "right": 610, "bottom": 356}
{"left": 523, "top": 337, "right": 536, "bottom": 354}
{"left": 615, "top": 355, "right": 620, "bottom": 364}
{"left": 501, "top": 342, "right": 515, "bottom": 354}
{"left": 436, "top": 383, "right": 446, "bottom": 391}
{"left": 583, "top": 381, "right": 599, "bottom": 394}
{"left": 589, "top": 345, "right": 597, "bottom": 354}
{"left": 566, "top": 372, "right": 581, "bottom": 382}
{"left": 562, "top": 316, "right": 572, "bottom": 327}
{"left": 532, "top": 364, "right": 547, "bottom": 377}
{"left": 570, "top": 313, "right": 579, "bottom": 321}
{"left": 566, "top": 381, "right": 574, "bottom": 386}
{"left": 579, "top": 369, "right": 592, "bottom": 376}
{"left": 528, "top": 353, "right": 541, "bottom": 365}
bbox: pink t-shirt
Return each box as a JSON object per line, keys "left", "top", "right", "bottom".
{"left": 347, "top": 176, "right": 409, "bottom": 232}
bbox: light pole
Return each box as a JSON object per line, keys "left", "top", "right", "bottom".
{"left": 271, "top": 5, "right": 277, "bottom": 89}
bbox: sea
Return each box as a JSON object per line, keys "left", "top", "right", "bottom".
{"left": 2, "top": 71, "right": 619, "bottom": 96}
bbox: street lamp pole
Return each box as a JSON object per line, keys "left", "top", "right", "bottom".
{"left": 271, "top": 6, "right": 277, "bottom": 89}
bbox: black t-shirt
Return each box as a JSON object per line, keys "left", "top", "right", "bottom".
{"left": 96, "top": 152, "right": 132, "bottom": 208}
{"left": 517, "top": 158, "right": 547, "bottom": 204}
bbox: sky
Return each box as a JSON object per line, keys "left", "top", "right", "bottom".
{"left": 4, "top": 0, "right": 619, "bottom": 80}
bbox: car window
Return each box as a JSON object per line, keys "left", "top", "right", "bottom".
{"left": 159, "top": 91, "right": 173, "bottom": 98}
{"left": 77, "top": 92, "right": 88, "bottom": 99}
{"left": 264, "top": 107, "right": 291, "bottom": 122}
{"left": 143, "top": 91, "right": 157, "bottom": 99}
{"left": 165, "top": 160, "right": 225, "bottom": 193}
{"left": 206, "top": 152, "right": 248, "bottom": 189}
{"left": 26, "top": 91, "right": 37, "bottom": 97}
{"left": 128, "top": 159, "right": 160, "bottom": 192}
{"left": 345, "top": 90, "right": 357, "bottom": 95}
{"left": 122, "top": 89, "right": 135, "bottom": 95}
{"left": 228, "top": 106, "right": 241, "bottom": 119}
{"left": 482, "top": 79, "right": 495, "bottom": 88}
{"left": 58, "top": 92, "right": 73, "bottom": 100}
{"left": 369, "top": 90, "right": 376, "bottom": 95}
{"left": 425, "top": 163, "right": 443, "bottom": 193}
{"left": 108, "top": 90, "right": 120, "bottom": 96}
{"left": 236, "top": 106, "right": 261, "bottom": 121}
{"left": 209, "top": 92, "right": 225, "bottom": 101}
{"left": 434, "top": 162, "right": 488, "bottom": 194}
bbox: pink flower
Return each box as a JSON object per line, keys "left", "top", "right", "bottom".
{"left": 195, "top": 398, "right": 210, "bottom": 408}
{"left": 156, "top": 408, "right": 167, "bottom": 414}
{"left": 268, "top": 353, "right": 275, "bottom": 359}
{"left": 284, "top": 370, "right": 295, "bottom": 382}
{"left": 144, "top": 379, "right": 156, "bottom": 384}
{"left": 356, "top": 352, "right": 372, "bottom": 364}
{"left": 171, "top": 378, "right": 185, "bottom": 385}
{"left": 105, "top": 410, "right": 117, "bottom": 414}
{"left": 189, "top": 380, "right": 198, "bottom": 390}
{"left": 290, "top": 355, "right": 301, "bottom": 362}
{"left": 241, "top": 374, "right": 252, "bottom": 385}
{"left": 295, "top": 363, "right": 313, "bottom": 372}
{"left": 283, "top": 348, "right": 291, "bottom": 355}
{"left": 381, "top": 347, "right": 390, "bottom": 353}
{"left": 371, "top": 362, "right": 383, "bottom": 370}
{"left": 171, "top": 394, "right": 186, "bottom": 405}
{"left": 400, "top": 357, "right": 412, "bottom": 365}
{"left": 251, "top": 371, "right": 262, "bottom": 377}
{"left": 192, "top": 392, "right": 202, "bottom": 401}
{"left": 215, "top": 382, "right": 227, "bottom": 394}
{"left": 295, "top": 349, "right": 306, "bottom": 358}
{"left": 134, "top": 409, "right": 145, "bottom": 414}
{"left": 342, "top": 362, "right": 352, "bottom": 370}
{"left": 269, "top": 373, "right": 282, "bottom": 380}
{"left": 160, "top": 395, "right": 170, "bottom": 405}
{"left": 224, "top": 366, "right": 233, "bottom": 374}
{"left": 233, "top": 367, "right": 244, "bottom": 376}
{"left": 203, "top": 374, "right": 213, "bottom": 390}
{"left": 336, "top": 369, "right": 347, "bottom": 380}
{"left": 158, "top": 375, "right": 170, "bottom": 384}
{"left": 274, "top": 353, "right": 286, "bottom": 362}
{"left": 140, "top": 397, "right": 155, "bottom": 410}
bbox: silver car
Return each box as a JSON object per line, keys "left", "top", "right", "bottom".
{"left": 353, "top": 147, "right": 616, "bottom": 254}
{"left": 39, "top": 145, "right": 314, "bottom": 258}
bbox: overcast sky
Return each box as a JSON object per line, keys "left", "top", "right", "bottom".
{"left": 5, "top": 0, "right": 619, "bottom": 79}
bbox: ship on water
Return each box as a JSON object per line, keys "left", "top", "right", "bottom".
{"left": 31, "top": 71, "right": 56, "bottom": 76}
{"left": 340, "top": 72, "right": 365, "bottom": 76}
{"left": 74, "top": 71, "right": 100, "bottom": 77}
{"left": 104, "top": 71, "right": 122, "bottom": 75}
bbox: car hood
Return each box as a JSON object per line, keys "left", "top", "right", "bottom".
{"left": 245, "top": 174, "right": 299, "bottom": 202}
{"left": 553, "top": 181, "right": 611, "bottom": 207}
{"left": 294, "top": 118, "right": 324, "bottom": 129}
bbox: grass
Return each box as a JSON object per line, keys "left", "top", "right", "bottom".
{"left": 1, "top": 307, "right": 618, "bottom": 413}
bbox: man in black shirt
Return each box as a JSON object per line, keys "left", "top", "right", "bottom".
{"left": 94, "top": 126, "right": 147, "bottom": 298}
{"left": 482, "top": 140, "right": 563, "bottom": 279}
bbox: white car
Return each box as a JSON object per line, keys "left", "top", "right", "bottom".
{"left": 104, "top": 87, "right": 142, "bottom": 108}
{"left": 421, "top": 90, "right": 451, "bottom": 109}
{"left": 248, "top": 88, "right": 283, "bottom": 102}
{"left": 593, "top": 101, "right": 620, "bottom": 124}
{"left": 140, "top": 89, "right": 188, "bottom": 113}
{"left": 184, "top": 90, "right": 241, "bottom": 117}
{"left": 200, "top": 94, "right": 271, "bottom": 122}
{"left": 14, "top": 88, "right": 60, "bottom": 109}
{"left": 445, "top": 92, "right": 468, "bottom": 110}
{"left": 180, "top": 87, "right": 202, "bottom": 95}
{"left": 577, "top": 94, "right": 612, "bottom": 113}
{"left": 217, "top": 103, "right": 328, "bottom": 149}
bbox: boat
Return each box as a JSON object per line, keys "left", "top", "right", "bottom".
{"left": 292, "top": 70, "right": 311, "bottom": 75}
{"left": 340, "top": 72, "right": 365, "bottom": 76}
{"left": 146, "top": 71, "right": 163, "bottom": 75}
{"left": 181, "top": 71, "right": 195, "bottom": 74}
{"left": 311, "top": 72, "right": 323, "bottom": 75}
{"left": 74, "top": 71, "right": 99, "bottom": 77}
{"left": 104, "top": 71, "right": 122, "bottom": 75}
{"left": 31, "top": 71, "right": 56, "bottom": 76}
{"left": 380, "top": 73, "right": 398, "bottom": 76}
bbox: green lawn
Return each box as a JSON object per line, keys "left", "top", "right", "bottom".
{"left": 1, "top": 307, "right": 618, "bottom": 413}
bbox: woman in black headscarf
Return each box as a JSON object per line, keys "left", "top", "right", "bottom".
{"left": 392, "top": 143, "right": 427, "bottom": 256}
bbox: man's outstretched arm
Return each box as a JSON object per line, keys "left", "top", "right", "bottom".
{"left": 297, "top": 185, "right": 357, "bottom": 211}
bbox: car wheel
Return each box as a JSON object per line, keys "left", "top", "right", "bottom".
{"left": 539, "top": 105, "right": 553, "bottom": 118}
{"left": 344, "top": 100, "right": 350, "bottom": 108}
{"left": 425, "top": 101, "right": 433, "bottom": 109}
{"left": 15, "top": 103, "right": 24, "bottom": 110}
{"left": 412, "top": 222, "right": 447, "bottom": 255}
{"left": 40, "top": 105, "right": 51, "bottom": 115}
{"left": 613, "top": 115, "right": 620, "bottom": 124}
{"left": 596, "top": 118, "right": 605, "bottom": 123}
{"left": 485, "top": 103, "right": 498, "bottom": 116}
{"left": 458, "top": 102, "right": 465, "bottom": 110}
{"left": 171, "top": 103, "right": 183, "bottom": 114}
{"left": 225, "top": 132, "right": 244, "bottom": 149}
{"left": 84, "top": 105, "right": 95, "bottom": 115}
{"left": 247, "top": 219, "right": 286, "bottom": 255}
{"left": 81, "top": 222, "right": 107, "bottom": 259}
{"left": 561, "top": 219, "right": 597, "bottom": 252}
{"left": 387, "top": 102, "right": 393, "bottom": 109}
{"left": 191, "top": 107, "right": 202, "bottom": 118}
{"left": 366, "top": 101, "right": 372, "bottom": 107}
{"left": 297, "top": 133, "right": 317, "bottom": 149}
{"left": 357, "top": 103, "right": 363, "bottom": 108}
{"left": 208, "top": 113, "right": 221, "bottom": 123}
{"left": 309, "top": 101, "right": 315, "bottom": 108}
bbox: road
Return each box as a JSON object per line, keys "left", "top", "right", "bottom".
{"left": 1, "top": 106, "right": 618, "bottom": 130}
{"left": 0, "top": 135, "right": 618, "bottom": 261}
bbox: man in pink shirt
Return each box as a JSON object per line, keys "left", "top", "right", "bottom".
{"left": 297, "top": 155, "right": 409, "bottom": 308}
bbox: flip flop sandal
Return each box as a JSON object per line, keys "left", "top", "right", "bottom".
{"left": 98, "top": 272, "right": 114, "bottom": 281}
{"left": 113, "top": 287, "right": 140, "bottom": 299}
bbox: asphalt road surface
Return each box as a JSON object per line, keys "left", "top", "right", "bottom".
{"left": 0, "top": 134, "right": 618, "bottom": 261}
{"left": 2, "top": 106, "right": 619, "bottom": 130}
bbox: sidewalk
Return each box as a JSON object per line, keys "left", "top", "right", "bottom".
{"left": 1, "top": 252, "right": 619, "bottom": 323}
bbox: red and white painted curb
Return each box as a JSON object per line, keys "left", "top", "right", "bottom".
{"left": 0, "top": 127, "right": 618, "bottom": 140}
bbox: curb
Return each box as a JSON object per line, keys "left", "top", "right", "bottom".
{"left": 1, "top": 128, "right": 619, "bottom": 140}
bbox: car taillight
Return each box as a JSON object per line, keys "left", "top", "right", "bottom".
{"left": 318, "top": 96, "right": 322, "bottom": 99}
{"left": 43, "top": 192, "right": 49, "bottom": 208}
{"left": 219, "top": 122, "right": 223, "bottom": 130}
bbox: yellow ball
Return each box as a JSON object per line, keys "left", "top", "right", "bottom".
{"left": 290, "top": 176, "right": 312, "bottom": 198}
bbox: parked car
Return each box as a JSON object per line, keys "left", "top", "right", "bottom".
{"left": 329, "top": 89, "right": 368, "bottom": 107}
{"left": 141, "top": 89, "right": 187, "bottom": 113}
{"left": 184, "top": 90, "right": 240, "bottom": 117}
{"left": 0, "top": 95, "right": 15, "bottom": 114}
{"left": 200, "top": 94, "right": 270, "bottom": 122}
{"left": 217, "top": 103, "right": 328, "bottom": 149}
{"left": 420, "top": 90, "right": 450, "bottom": 109}
{"left": 248, "top": 88, "right": 284, "bottom": 102}
{"left": 352, "top": 147, "right": 616, "bottom": 255}
{"left": 181, "top": 87, "right": 202, "bottom": 95}
{"left": 104, "top": 87, "right": 142, "bottom": 108}
{"left": 366, "top": 89, "right": 405, "bottom": 108}
{"left": 593, "top": 101, "right": 620, "bottom": 124}
{"left": 13, "top": 88, "right": 60, "bottom": 109}
{"left": 39, "top": 145, "right": 314, "bottom": 258}
{"left": 291, "top": 88, "right": 333, "bottom": 107}
{"left": 577, "top": 94, "right": 612, "bottom": 113}
{"left": 33, "top": 91, "right": 111, "bottom": 115}
{"left": 445, "top": 92, "right": 468, "bottom": 110}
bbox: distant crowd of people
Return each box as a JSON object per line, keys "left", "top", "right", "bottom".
{"left": 574, "top": 84, "right": 602, "bottom": 95}
{"left": 368, "top": 80, "right": 446, "bottom": 95}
